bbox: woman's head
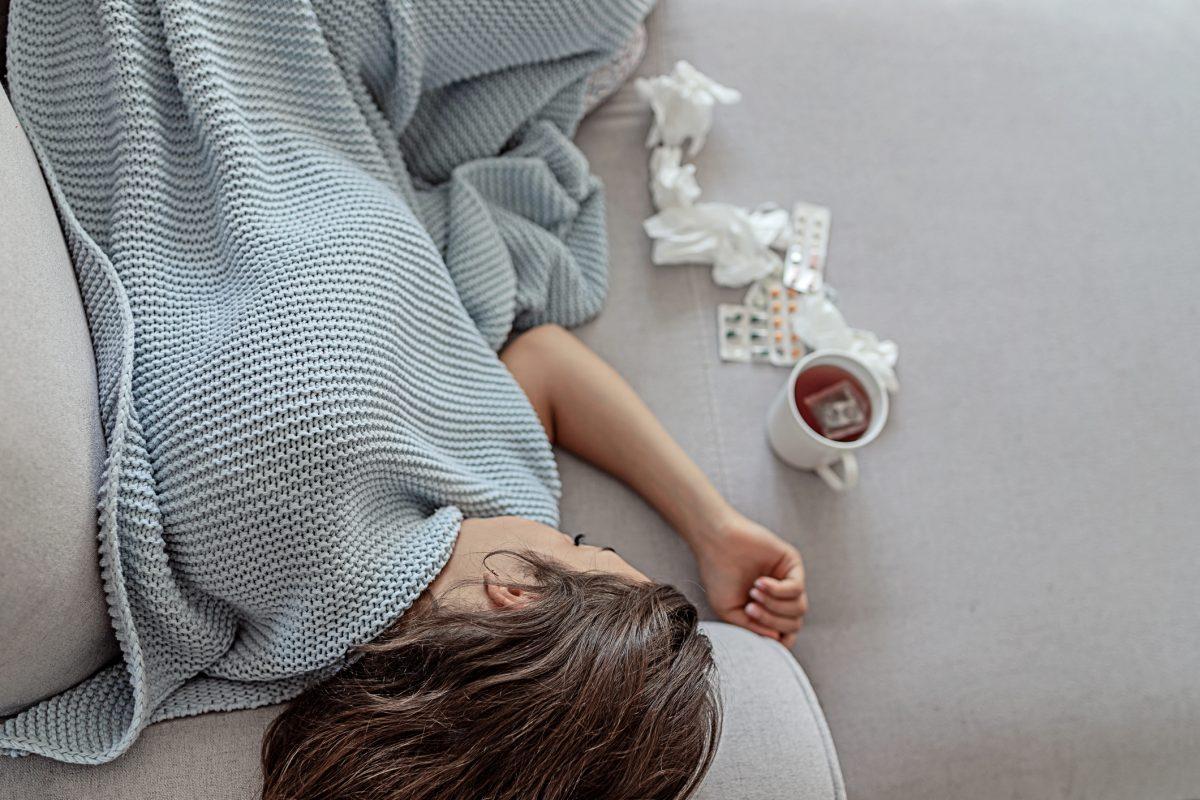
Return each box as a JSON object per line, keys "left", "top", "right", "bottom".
{"left": 261, "top": 532, "right": 721, "bottom": 800}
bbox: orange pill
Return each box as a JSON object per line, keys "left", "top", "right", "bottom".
{"left": 791, "top": 347, "right": 802, "bottom": 358}
{"left": 770, "top": 301, "right": 782, "bottom": 312}
{"left": 770, "top": 286, "right": 782, "bottom": 297}
{"left": 773, "top": 318, "right": 782, "bottom": 328}
{"left": 787, "top": 301, "right": 797, "bottom": 312}
{"left": 774, "top": 332, "right": 784, "bottom": 342}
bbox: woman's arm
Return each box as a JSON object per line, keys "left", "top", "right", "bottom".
{"left": 500, "top": 324, "right": 808, "bottom": 645}
{"left": 501, "top": 325, "right": 730, "bottom": 550}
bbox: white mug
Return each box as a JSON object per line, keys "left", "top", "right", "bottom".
{"left": 766, "top": 350, "right": 889, "bottom": 491}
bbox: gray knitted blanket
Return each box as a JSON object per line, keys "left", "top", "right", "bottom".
{"left": 2, "top": 0, "right": 651, "bottom": 764}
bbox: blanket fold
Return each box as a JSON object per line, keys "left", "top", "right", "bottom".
{"left": 2, "top": 0, "right": 651, "bottom": 764}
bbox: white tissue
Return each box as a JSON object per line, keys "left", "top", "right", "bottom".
{"left": 635, "top": 61, "right": 741, "bottom": 156}
{"left": 790, "top": 294, "right": 900, "bottom": 392}
{"left": 751, "top": 203, "right": 792, "bottom": 248}
{"left": 644, "top": 202, "right": 789, "bottom": 287}
{"left": 648, "top": 147, "right": 701, "bottom": 209}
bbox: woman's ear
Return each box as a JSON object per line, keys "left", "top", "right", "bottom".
{"left": 484, "top": 580, "right": 534, "bottom": 610}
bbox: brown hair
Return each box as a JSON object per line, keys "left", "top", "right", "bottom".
{"left": 261, "top": 550, "right": 721, "bottom": 800}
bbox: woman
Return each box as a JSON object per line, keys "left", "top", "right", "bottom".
{"left": 3, "top": 1, "right": 804, "bottom": 794}
{"left": 261, "top": 324, "right": 808, "bottom": 799}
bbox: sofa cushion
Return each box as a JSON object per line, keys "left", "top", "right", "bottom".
{"left": 0, "top": 89, "right": 117, "bottom": 716}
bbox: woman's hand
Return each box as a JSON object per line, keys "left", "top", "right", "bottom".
{"left": 692, "top": 511, "right": 807, "bottom": 648}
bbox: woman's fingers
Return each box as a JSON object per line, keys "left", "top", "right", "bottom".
{"left": 754, "top": 569, "right": 805, "bottom": 600}
{"left": 750, "top": 562, "right": 807, "bottom": 640}
{"left": 745, "top": 601, "right": 805, "bottom": 634}
{"left": 724, "top": 609, "right": 783, "bottom": 641}
{"left": 749, "top": 586, "right": 808, "bottom": 618}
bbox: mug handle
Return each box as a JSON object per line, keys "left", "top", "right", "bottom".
{"left": 816, "top": 453, "right": 859, "bottom": 492}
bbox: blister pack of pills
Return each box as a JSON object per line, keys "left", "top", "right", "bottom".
{"left": 717, "top": 278, "right": 807, "bottom": 366}
{"left": 781, "top": 202, "right": 830, "bottom": 295}
{"left": 715, "top": 200, "right": 831, "bottom": 367}
{"left": 746, "top": 278, "right": 807, "bottom": 365}
{"left": 717, "top": 304, "right": 766, "bottom": 363}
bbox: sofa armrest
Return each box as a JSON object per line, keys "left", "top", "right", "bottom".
{"left": 0, "top": 88, "right": 116, "bottom": 716}
{"left": 697, "top": 622, "right": 846, "bottom": 800}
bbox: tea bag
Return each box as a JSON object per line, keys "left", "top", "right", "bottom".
{"left": 802, "top": 379, "right": 870, "bottom": 441}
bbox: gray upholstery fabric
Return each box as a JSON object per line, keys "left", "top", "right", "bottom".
{"left": 0, "top": 623, "right": 843, "bottom": 800}
{"left": 695, "top": 624, "right": 845, "bottom": 800}
{"left": 0, "top": 88, "right": 117, "bottom": 716}
{"left": 567, "top": 2, "right": 1200, "bottom": 798}
{"left": 5, "top": 0, "right": 1200, "bottom": 797}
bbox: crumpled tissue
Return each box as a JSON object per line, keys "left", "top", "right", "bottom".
{"left": 638, "top": 62, "right": 787, "bottom": 287}
{"left": 635, "top": 60, "right": 741, "bottom": 156}
{"left": 644, "top": 203, "right": 789, "bottom": 287}
{"left": 648, "top": 146, "right": 701, "bottom": 209}
{"left": 790, "top": 293, "right": 900, "bottom": 393}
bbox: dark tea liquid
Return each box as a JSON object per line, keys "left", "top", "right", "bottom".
{"left": 793, "top": 365, "right": 872, "bottom": 442}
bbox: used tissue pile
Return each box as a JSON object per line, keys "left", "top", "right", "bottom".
{"left": 636, "top": 62, "right": 899, "bottom": 393}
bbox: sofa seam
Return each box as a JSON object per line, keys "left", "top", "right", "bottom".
{"left": 685, "top": 266, "right": 732, "bottom": 500}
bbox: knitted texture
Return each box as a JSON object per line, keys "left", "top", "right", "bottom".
{"left": 2, "top": 0, "right": 652, "bottom": 764}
